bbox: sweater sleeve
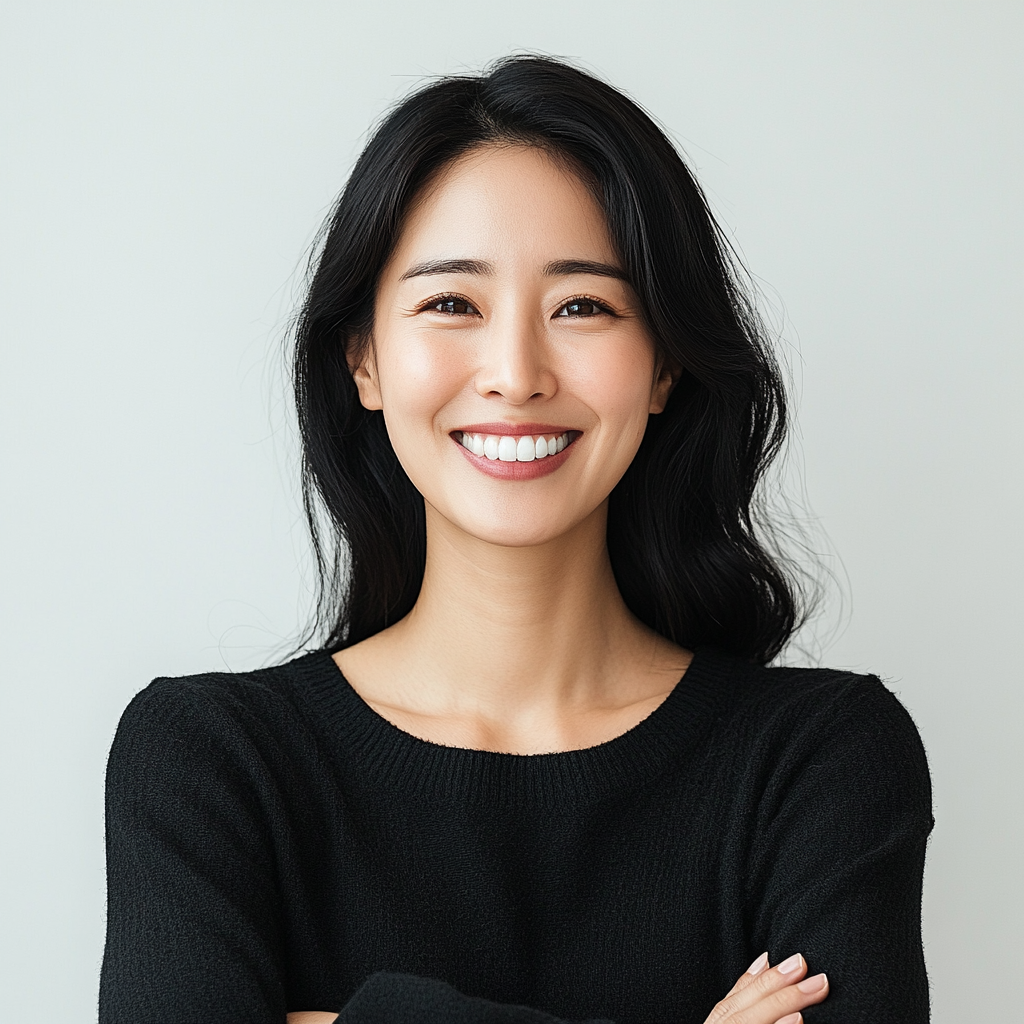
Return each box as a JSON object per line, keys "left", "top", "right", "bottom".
{"left": 99, "top": 679, "right": 288, "bottom": 1024}
{"left": 746, "top": 676, "right": 934, "bottom": 1023}
{"left": 336, "top": 972, "right": 613, "bottom": 1024}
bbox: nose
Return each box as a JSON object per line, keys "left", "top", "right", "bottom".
{"left": 473, "top": 310, "right": 557, "bottom": 405}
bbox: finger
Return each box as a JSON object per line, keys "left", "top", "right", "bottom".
{"left": 724, "top": 951, "right": 771, "bottom": 997}
{"left": 708, "top": 963, "right": 829, "bottom": 1024}
{"left": 727, "top": 952, "right": 807, "bottom": 1013}
{"left": 708, "top": 952, "right": 810, "bottom": 1022}
{"left": 753, "top": 972, "right": 828, "bottom": 1023}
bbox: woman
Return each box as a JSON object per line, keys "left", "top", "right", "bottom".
{"left": 99, "top": 56, "right": 932, "bottom": 1023}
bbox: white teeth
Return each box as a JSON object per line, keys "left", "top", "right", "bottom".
{"left": 459, "top": 431, "right": 574, "bottom": 463}
{"left": 516, "top": 436, "right": 535, "bottom": 462}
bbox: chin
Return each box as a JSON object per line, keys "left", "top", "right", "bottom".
{"left": 461, "top": 519, "right": 572, "bottom": 549}
{"left": 433, "top": 501, "right": 588, "bottom": 550}
{"left": 480, "top": 529, "right": 567, "bottom": 549}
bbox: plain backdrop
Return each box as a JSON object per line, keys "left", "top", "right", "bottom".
{"left": 1, "top": 2, "right": 1021, "bottom": 1020}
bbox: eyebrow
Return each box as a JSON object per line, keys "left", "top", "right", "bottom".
{"left": 398, "top": 257, "right": 630, "bottom": 283}
{"left": 543, "top": 259, "right": 630, "bottom": 282}
{"left": 399, "top": 258, "right": 492, "bottom": 281}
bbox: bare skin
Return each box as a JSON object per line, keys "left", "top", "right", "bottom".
{"left": 287, "top": 144, "right": 829, "bottom": 1024}
{"left": 335, "top": 504, "right": 688, "bottom": 754}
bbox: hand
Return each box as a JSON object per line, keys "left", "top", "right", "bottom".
{"left": 703, "top": 952, "right": 829, "bottom": 1024}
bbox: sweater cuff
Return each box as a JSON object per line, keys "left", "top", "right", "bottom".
{"left": 337, "top": 971, "right": 615, "bottom": 1024}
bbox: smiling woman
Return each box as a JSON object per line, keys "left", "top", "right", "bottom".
{"left": 98, "top": 56, "right": 932, "bottom": 1024}
{"left": 351, "top": 144, "right": 673, "bottom": 550}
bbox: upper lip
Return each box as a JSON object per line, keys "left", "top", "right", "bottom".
{"left": 453, "top": 422, "right": 579, "bottom": 437}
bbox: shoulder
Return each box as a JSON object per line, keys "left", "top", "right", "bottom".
{"left": 108, "top": 650, "right": 338, "bottom": 777}
{"left": 705, "top": 649, "right": 925, "bottom": 747}
{"left": 698, "top": 650, "right": 932, "bottom": 815}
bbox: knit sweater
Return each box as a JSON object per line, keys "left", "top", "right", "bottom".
{"left": 99, "top": 647, "right": 933, "bottom": 1023}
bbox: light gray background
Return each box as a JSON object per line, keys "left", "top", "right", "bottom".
{"left": 1, "top": 2, "right": 1020, "bottom": 1020}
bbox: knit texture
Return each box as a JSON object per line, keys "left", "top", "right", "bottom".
{"left": 100, "top": 647, "right": 933, "bottom": 1023}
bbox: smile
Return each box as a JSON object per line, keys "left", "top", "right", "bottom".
{"left": 455, "top": 430, "right": 576, "bottom": 462}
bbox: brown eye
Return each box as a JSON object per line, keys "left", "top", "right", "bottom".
{"left": 432, "top": 297, "right": 478, "bottom": 315}
{"left": 557, "top": 298, "right": 606, "bottom": 317}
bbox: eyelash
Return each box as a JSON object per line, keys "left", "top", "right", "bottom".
{"left": 418, "top": 293, "right": 479, "bottom": 316}
{"left": 556, "top": 294, "right": 616, "bottom": 318}
{"left": 418, "top": 293, "right": 616, "bottom": 318}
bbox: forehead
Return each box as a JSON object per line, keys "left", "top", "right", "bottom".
{"left": 390, "top": 144, "right": 617, "bottom": 270}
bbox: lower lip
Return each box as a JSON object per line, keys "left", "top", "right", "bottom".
{"left": 453, "top": 435, "right": 578, "bottom": 480}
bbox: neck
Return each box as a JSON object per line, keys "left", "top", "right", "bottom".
{"left": 351, "top": 499, "right": 683, "bottom": 722}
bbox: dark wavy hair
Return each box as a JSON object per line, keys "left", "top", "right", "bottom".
{"left": 293, "top": 55, "right": 805, "bottom": 664}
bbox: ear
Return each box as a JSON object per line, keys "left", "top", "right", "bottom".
{"left": 648, "top": 355, "right": 681, "bottom": 415}
{"left": 346, "top": 335, "right": 383, "bottom": 411}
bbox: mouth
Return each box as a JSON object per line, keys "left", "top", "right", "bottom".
{"left": 453, "top": 428, "right": 580, "bottom": 463}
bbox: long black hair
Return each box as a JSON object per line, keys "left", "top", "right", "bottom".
{"left": 293, "top": 55, "right": 804, "bottom": 664}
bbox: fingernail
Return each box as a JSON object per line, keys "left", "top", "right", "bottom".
{"left": 797, "top": 973, "right": 828, "bottom": 994}
{"left": 777, "top": 953, "right": 803, "bottom": 975}
{"left": 746, "top": 951, "right": 769, "bottom": 976}
{"left": 775, "top": 1014, "right": 801, "bottom": 1024}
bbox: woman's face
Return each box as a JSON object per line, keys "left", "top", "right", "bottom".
{"left": 350, "top": 144, "right": 676, "bottom": 548}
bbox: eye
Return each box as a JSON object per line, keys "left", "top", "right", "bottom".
{"left": 555, "top": 296, "right": 611, "bottom": 318}
{"left": 423, "top": 294, "right": 479, "bottom": 316}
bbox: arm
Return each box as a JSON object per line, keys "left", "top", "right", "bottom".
{"left": 99, "top": 680, "right": 288, "bottom": 1023}
{"left": 283, "top": 964, "right": 830, "bottom": 1024}
{"left": 746, "top": 677, "right": 934, "bottom": 1022}
{"left": 285, "top": 973, "right": 616, "bottom": 1023}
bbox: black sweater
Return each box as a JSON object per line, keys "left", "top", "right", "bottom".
{"left": 99, "top": 648, "right": 933, "bottom": 1023}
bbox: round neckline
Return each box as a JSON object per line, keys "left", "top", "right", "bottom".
{"left": 331, "top": 651, "right": 696, "bottom": 757}
{"left": 291, "top": 646, "right": 732, "bottom": 807}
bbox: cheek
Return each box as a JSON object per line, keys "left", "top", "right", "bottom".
{"left": 570, "top": 335, "right": 658, "bottom": 439}
{"left": 377, "top": 334, "right": 466, "bottom": 433}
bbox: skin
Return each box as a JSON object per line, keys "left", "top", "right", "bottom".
{"left": 287, "top": 144, "right": 828, "bottom": 1023}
